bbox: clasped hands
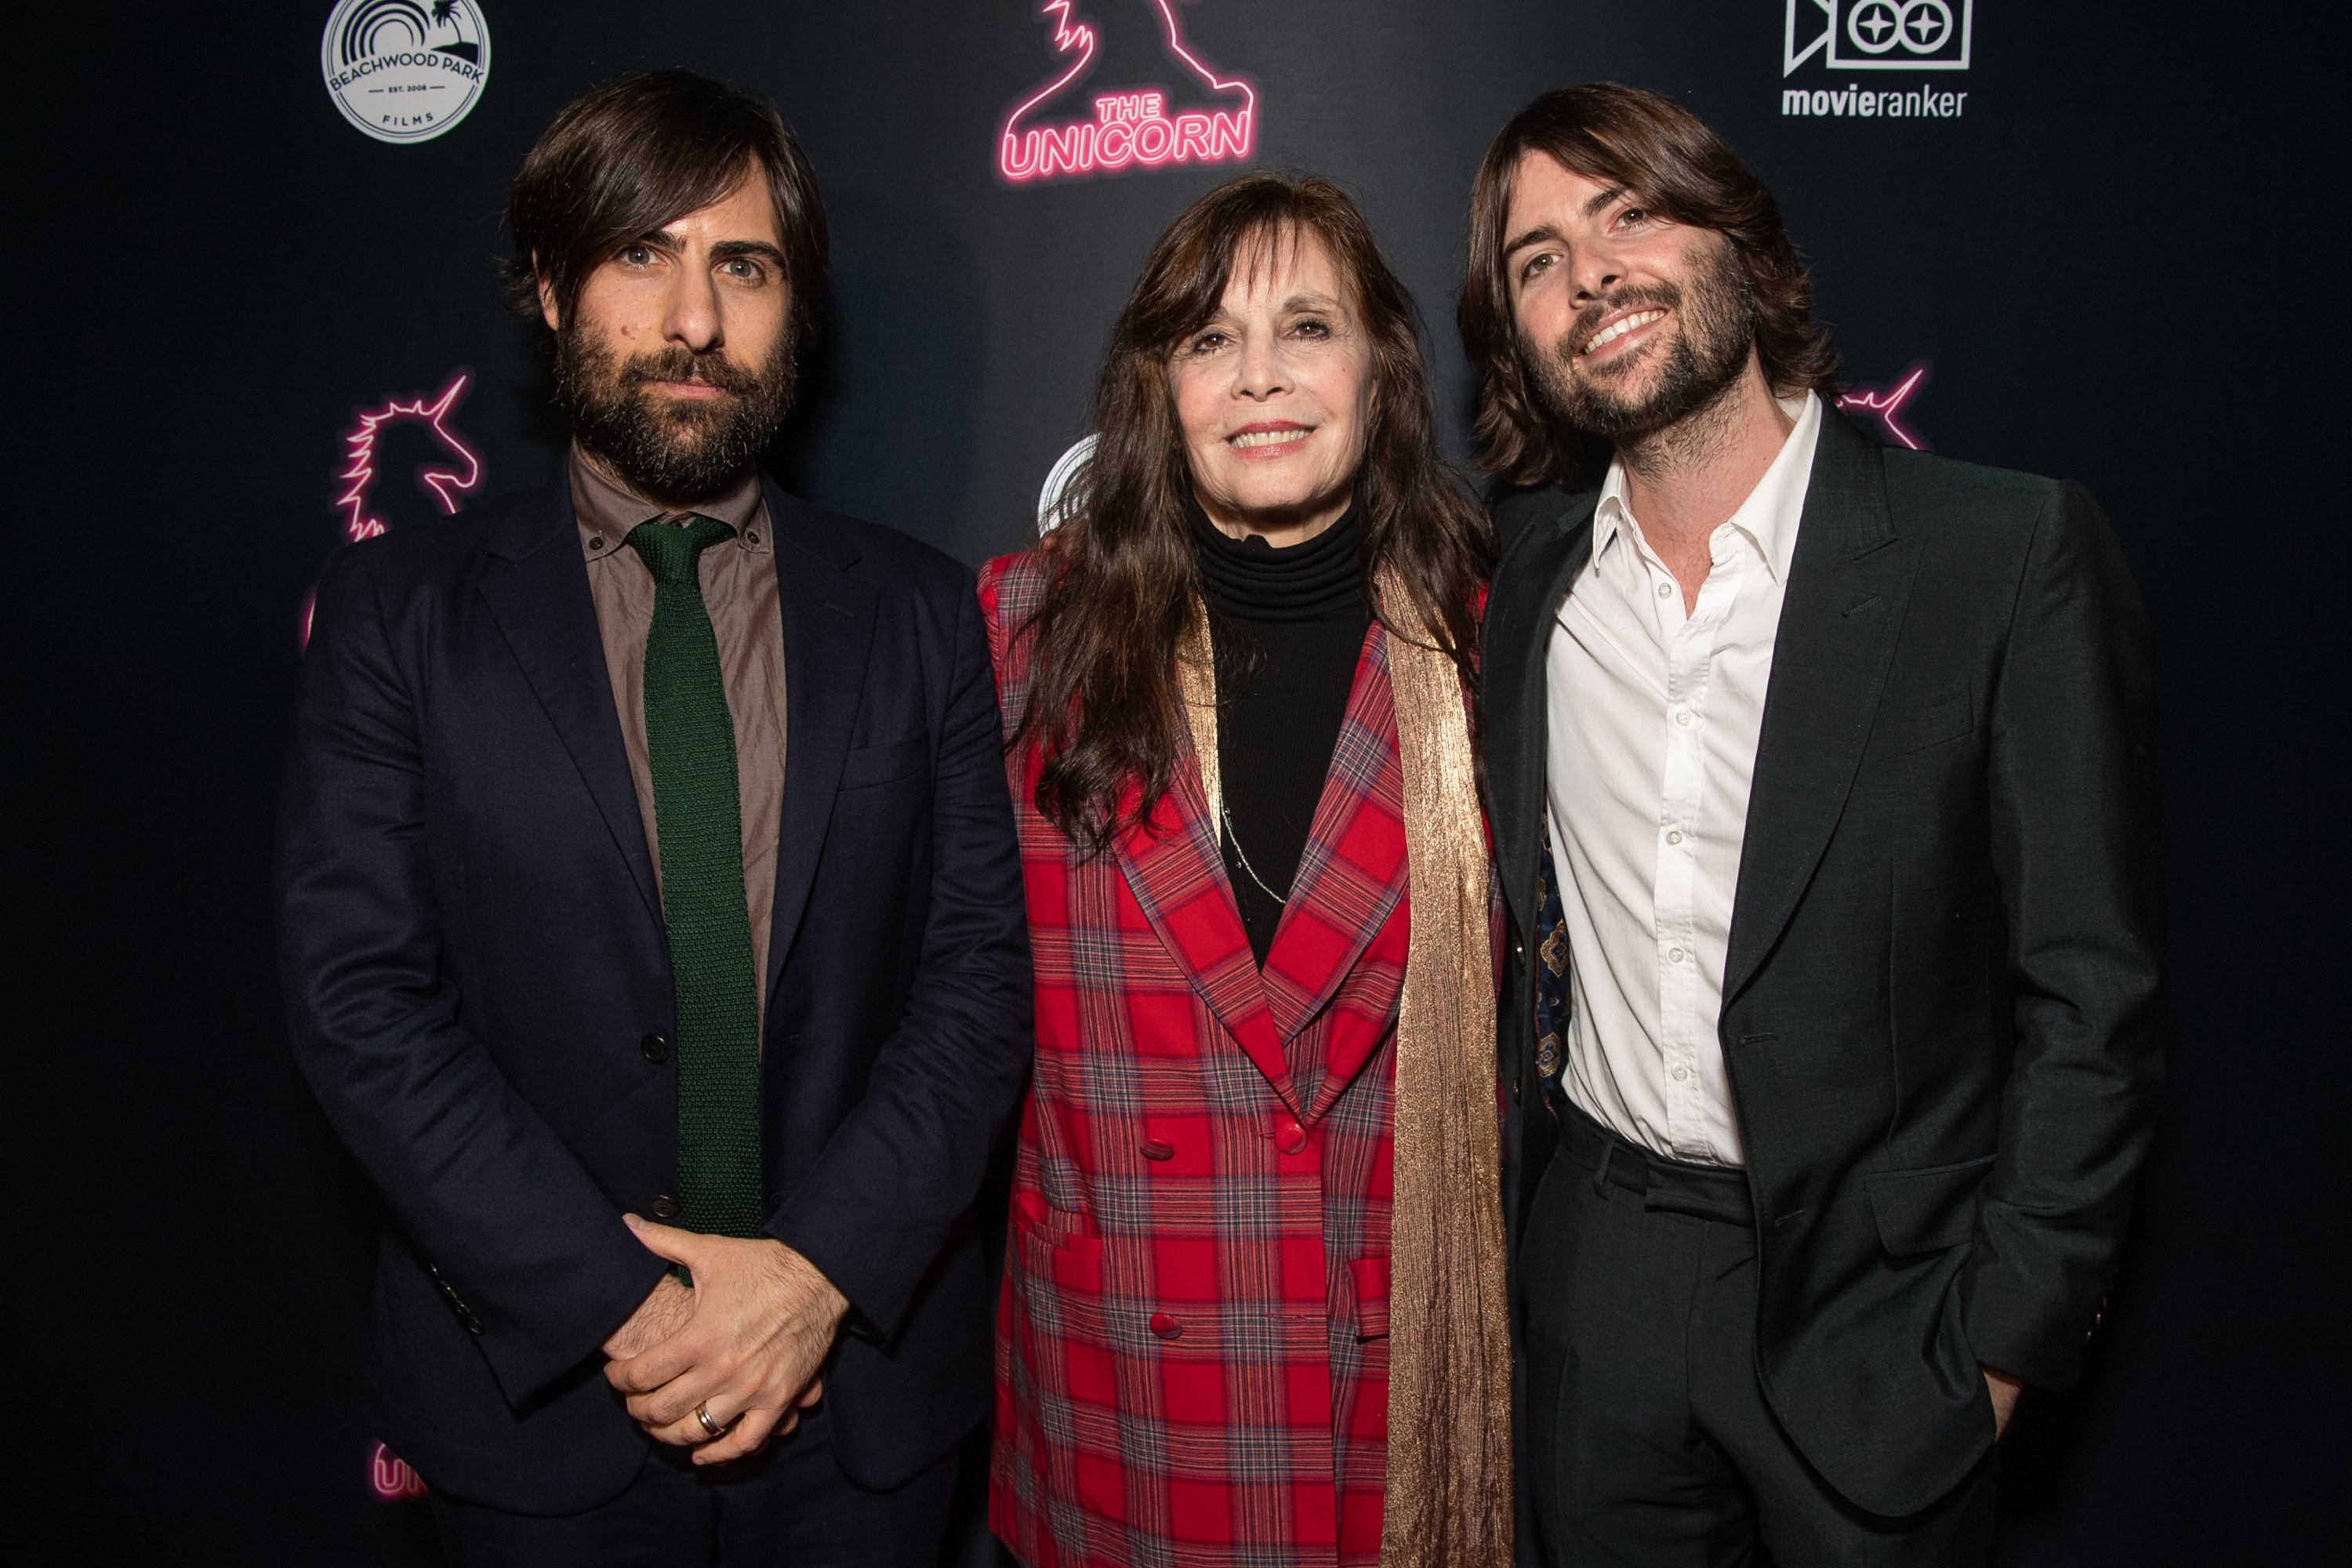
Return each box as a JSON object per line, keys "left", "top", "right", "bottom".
{"left": 600, "top": 1214, "right": 848, "bottom": 1467}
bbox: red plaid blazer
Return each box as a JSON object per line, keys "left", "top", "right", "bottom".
{"left": 982, "top": 554, "right": 1415, "bottom": 1568}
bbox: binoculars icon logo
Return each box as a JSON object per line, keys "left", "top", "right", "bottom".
{"left": 1784, "top": 0, "right": 1973, "bottom": 73}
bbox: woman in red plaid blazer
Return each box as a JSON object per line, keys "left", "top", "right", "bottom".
{"left": 983, "top": 176, "right": 1514, "bottom": 1568}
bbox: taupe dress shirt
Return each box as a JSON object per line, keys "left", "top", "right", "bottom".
{"left": 571, "top": 447, "right": 786, "bottom": 1025}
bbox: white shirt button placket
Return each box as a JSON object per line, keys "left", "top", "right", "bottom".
{"left": 1643, "top": 539, "right": 1702, "bottom": 1160}
{"left": 1661, "top": 532, "right": 1748, "bottom": 1160}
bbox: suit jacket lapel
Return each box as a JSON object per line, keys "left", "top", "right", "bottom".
{"left": 1482, "top": 490, "right": 1598, "bottom": 937}
{"left": 761, "top": 482, "right": 877, "bottom": 1008}
{"left": 1722, "top": 413, "right": 1920, "bottom": 1005}
{"left": 1264, "top": 625, "right": 1409, "bottom": 1108}
{"left": 1112, "top": 742, "right": 1298, "bottom": 1115}
{"left": 477, "top": 468, "right": 662, "bottom": 926}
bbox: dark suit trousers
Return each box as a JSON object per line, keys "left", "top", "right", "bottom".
{"left": 428, "top": 1406, "right": 959, "bottom": 1568}
{"left": 1520, "top": 1104, "right": 1994, "bottom": 1567}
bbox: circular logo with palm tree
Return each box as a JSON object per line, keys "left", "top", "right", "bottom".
{"left": 320, "top": 1, "right": 492, "bottom": 145}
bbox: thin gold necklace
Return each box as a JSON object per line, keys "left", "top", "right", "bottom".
{"left": 1220, "top": 805, "right": 1289, "bottom": 905}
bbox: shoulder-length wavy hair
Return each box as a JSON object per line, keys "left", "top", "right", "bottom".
{"left": 1458, "top": 83, "right": 1840, "bottom": 488}
{"left": 1014, "top": 173, "right": 1492, "bottom": 855}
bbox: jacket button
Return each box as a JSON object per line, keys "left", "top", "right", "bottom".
{"left": 1140, "top": 1138, "right": 1174, "bottom": 1161}
{"left": 1149, "top": 1312, "right": 1183, "bottom": 1341}
{"left": 1276, "top": 1120, "right": 1308, "bottom": 1156}
{"left": 641, "top": 1033, "right": 670, "bottom": 1064}
{"left": 1512, "top": 1076, "right": 1523, "bottom": 1105}
{"left": 650, "top": 1195, "right": 682, "bottom": 1220}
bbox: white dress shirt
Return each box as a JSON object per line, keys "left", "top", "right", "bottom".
{"left": 1544, "top": 390, "right": 1821, "bottom": 1167}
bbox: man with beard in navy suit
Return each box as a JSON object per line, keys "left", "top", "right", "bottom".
{"left": 278, "top": 71, "right": 1032, "bottom": 1566}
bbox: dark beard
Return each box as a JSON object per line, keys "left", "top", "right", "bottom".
{"left": 555, "top": 323, "right": 793, "bottom": 507}
{"left": 1521, "top": 238, "right": 1755, "bottom": 444}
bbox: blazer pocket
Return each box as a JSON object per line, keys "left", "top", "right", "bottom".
{"left": 837, "top": 733, "right": 928, "bottom": 791}
{"left": 1013, "top": 1192, "right": 1104, "bottom": 1294}
{"left": 1862, "top": 684, "right": 1973, "bottom": 761}
{"left": 1866, "top": 1154, "right": 1996, "bottom": 1256}
{"left": 1348, "top": 1257, "right": 1391, "bottom": 1341}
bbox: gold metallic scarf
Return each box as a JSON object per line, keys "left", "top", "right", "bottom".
{"left": 1181, "top": 570, "right": 1512, "bottom": 1568}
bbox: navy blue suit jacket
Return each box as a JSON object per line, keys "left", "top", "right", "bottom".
{"left": 277, "top": 468, "right": 1033, "bottom": 1515}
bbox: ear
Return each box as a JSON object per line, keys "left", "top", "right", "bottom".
{"left": 535, "top": 256, "right": 561, "bottom": 332}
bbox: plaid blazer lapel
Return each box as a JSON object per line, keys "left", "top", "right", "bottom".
{"left": 1263, "top": 624, "right": 1411, "bottom": 1121}
{"left": 1112, "top": 743, "right": 1301, "bottom": 1115}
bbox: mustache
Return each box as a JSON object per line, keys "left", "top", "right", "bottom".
{"left": 615, "top": 345, "right": 768, "bottom": 401}
{"left": 1553, "top": 282, "right": 1684, "bottom": 361}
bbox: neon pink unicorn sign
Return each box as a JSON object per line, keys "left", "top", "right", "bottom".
{"left": 303, "top": 368, "right": 486, "bottom": 649}
{"left": 998, "top": 1, "right": 1256, "bottom": 185}
{"left": 334, "top": 369, "right": 485, "bottom": 543}
{"left": 368, "top": 1442, "right": 429, "bottom": 1501}
{"left": 1835, "top": 360, "right": 1934, "bottom": 450}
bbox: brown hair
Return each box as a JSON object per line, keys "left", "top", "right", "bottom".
{"left": 503, "top": 70, "right": 828, "bottom": 350}
{"left": 1458, "top": 82, "right": 1839, "bottom": 487}
{"left": 1014, "top": 174, "right": 1492, "bottom": 855}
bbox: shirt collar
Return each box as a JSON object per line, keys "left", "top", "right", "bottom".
{"left": 1590, "top": 389, "right": 1821, "bottom": 585}
{"left": 570, "top": 445, "right": 768, "bottom": 561}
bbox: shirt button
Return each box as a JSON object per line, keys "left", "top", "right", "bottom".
{"left": 1657, "top": 582, "right": 1673, "bottom": 598}
{"left": 1666, "top": 829, "right": 1684, "bottom": 845}
{"left": 1149, "top": 1312, "right": 1184, "bottom": 1341}
{"left": 1668, "top": 947, "right": 1686, "bottom": 964}
{"left": 1672, "top": 1066, "right": 1690, "bottom": 1083}
{"left": 1675, "top": 710, "right": 1693, "bottom": 727}
{"left": 589, "top": 535, "right": 605, "bottom": 550}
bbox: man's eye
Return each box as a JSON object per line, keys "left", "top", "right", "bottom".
{"left": 1521, "top": 252, "right": 1556, "bottom": 282}
{"left": 1618, "top": 206, "right": 1650, "bottom": 228}
{"left": 619, "top": 245, "right": 655, "bottom": 267}
{"left": 723, "top": 259, "right": 764, "bottom": 281}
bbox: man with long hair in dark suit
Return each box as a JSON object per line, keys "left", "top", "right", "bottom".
{"left": 1462, "top": 84, "right": 2165, "bottom": 1565}
{"left": 277, "top": 71, "right": 1032, "bottom": 1566}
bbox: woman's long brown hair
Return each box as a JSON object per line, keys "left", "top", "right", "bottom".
{"left": 1012, "top": 174, "right": 1492, "bottom": 855}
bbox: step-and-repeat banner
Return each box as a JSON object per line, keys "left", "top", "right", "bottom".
{"left": 26, "top": 3, "right": 2330, "bottom": 1563}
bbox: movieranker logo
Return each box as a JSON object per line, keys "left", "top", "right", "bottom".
{"left": 321, "top": 0, "right": 492, "bottom": 144}
{"left": 1784, "top": 0, "right": 1972, "bottom": 74}
{"left": 1781, "top": 0, "right": 1970, "bottom": 118}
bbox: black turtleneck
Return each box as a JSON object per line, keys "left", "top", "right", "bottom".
{"left": 1189, "top": 499, "right": 1375, "bottom": 966}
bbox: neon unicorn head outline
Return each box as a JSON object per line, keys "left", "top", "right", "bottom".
{"left": 1834, "top": 361, "right": 1933, "bottom": 451}
{"left": 998, "top": 0, "right": 1256, "bottom": 185}
{"left": 334, "top": 369, "right": 485, "bottom": 543}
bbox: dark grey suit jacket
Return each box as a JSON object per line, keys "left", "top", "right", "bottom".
{"left": 1484, "top": 409, "right": 2166, "bottom": 1515}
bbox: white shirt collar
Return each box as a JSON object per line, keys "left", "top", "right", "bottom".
{"left": 1591, "top": 390, "right": 1821, "bottom": 586}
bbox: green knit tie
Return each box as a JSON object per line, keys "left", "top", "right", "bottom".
{"left": 626, "top": 516, "right": 764, "bottom": 1240}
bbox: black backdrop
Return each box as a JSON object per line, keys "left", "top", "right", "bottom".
{"left": 18, "top": 2, "right": 2346, "bottom": 1562}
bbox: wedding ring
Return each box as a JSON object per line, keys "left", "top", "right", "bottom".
{"left": 693, "top": 1401, "right": 726, "bottom": 1440}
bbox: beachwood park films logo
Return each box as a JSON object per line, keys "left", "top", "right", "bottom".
{"left": 1781, "top": 0, "right": 1971, "bottom": 121}
{"left": 321, "top": 0, "right": 492, "bottom": 144}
